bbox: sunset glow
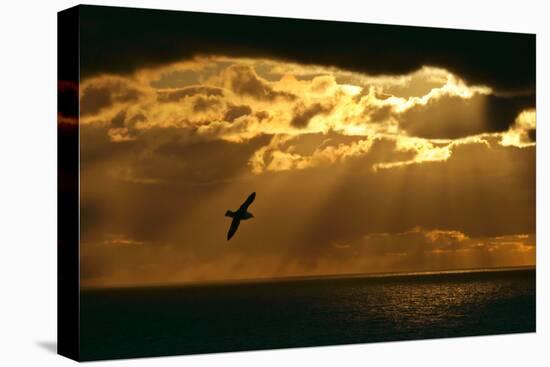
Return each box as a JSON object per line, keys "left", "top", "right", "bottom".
{"left": 72, "top": 55, "right": 536, "bottom": 288}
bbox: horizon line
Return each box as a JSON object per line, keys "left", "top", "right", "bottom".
{"left": 81, "top": 264, "right": 535, "bottom": 291}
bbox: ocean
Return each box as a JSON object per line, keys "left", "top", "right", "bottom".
{"left": 79, "top": 268, "right": 535, "bottom": 361}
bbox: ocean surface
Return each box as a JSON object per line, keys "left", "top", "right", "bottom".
{"left": 80, "top": 268, "right": 535, "bottom": 361}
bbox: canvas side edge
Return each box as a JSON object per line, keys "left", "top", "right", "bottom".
{"left": 57, "top": 5, "right": 80, "bottom": 362}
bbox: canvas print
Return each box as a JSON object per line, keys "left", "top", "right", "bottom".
{"left": 58, "top": 5, "right": 536, "bottom": 361}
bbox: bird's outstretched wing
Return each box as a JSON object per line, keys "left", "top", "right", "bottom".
{"left": 239, "top": 192, "right": 256, "bottom": 211}
{"left": 227, "top": 218, "right": 241, "bottom": 240}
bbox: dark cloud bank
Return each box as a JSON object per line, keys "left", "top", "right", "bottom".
{"left": 77, "top": 5, "right": 535, "bottom": 94}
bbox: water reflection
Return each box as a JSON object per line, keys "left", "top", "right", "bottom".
{"left": 80, "top": 269, "right": 535, "bottom": 360}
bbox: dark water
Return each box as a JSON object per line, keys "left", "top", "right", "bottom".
{"left": 80, "top": 268, "right": 535, "bottom": 361}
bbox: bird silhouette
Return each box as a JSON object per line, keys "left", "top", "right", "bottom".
{"left": 225, "top": 192, "right": 256, "bottom": 240}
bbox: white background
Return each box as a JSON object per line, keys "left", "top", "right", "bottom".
{"left": 0, "top": 0, "right": 548, "bottom": 365}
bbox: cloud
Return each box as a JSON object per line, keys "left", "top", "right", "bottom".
{"left": 156, "top": 86, "right": 224, "bottom": 103}
{"left": 358, "top": 228, "right": 535, "bottom": 271}
{"left": 372, "top": 135, "right": 491, "bottom": 170}
{"left": 250, "top": 134, "right": 379, "bottom": 173}
{"left": 500, "top": 109, "right": 536, "bottom": 148}
{"left": 224, "top": 104, "right": 252, "bottom": 122}
{"left": 192, "top": 96, "right": 223, "bottom": 113}
{"left": 80, "top": 226, "right": 535, "bottom": 287}
{"left": 107, "top": 127, "right": 135, "bottom": 143}
{"left": 110, "top": 110, "right": 126, "bottom": 128}
{"left": 290, "top": 102, "right": 333, "bottom": 128}
{"left": 310, "top": 75, "right": 337, "bottom": 94}
{"left": 397, "top": 92, "right": 534, "bottom": 140}
{"left": 150, "top": 69, "right": 201, "bottom": 89}
{"left": 222, "top": 64, "right": 296, "bottom": 101}
{"left": 101, "top": 234, "right": 150, "bottom": 246}
{"left": 80, "top": 76, "right": 143, "bottom": 116}
{"left": 148, "top": 134, "right": 272, "bottom": 184}
{"left": 399, "top": 93, "right": 487, "bottom": 139}
{"left": 78, "top": 57, "right": 537, "bottom": 176}
{"left": 79, "top": 5, "right": 535, "bottom": 94}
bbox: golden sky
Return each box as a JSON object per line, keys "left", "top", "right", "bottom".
{"left": 77, "top": 56, "right": 535, "bottom": 288}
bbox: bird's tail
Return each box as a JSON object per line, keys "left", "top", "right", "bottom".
{"left": 225, "top": 210, "right": 235, "bottom": 218}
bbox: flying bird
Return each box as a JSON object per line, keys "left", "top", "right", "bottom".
{"left": 225, "top": 192, "right": 256, "bottom": 240}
